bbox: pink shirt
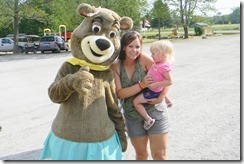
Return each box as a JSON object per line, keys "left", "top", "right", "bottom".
{"left": 147, "top": 62, "right": 171, "bottom": 92}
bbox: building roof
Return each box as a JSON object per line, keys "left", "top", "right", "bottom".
{"left": 194, "top": 22, "right": 208, "bottom": 27}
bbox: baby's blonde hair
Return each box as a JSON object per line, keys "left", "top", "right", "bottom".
{"left": 150, "top": 40, "right": 175, "bottom": 62}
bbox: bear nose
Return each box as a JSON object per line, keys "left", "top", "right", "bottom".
{"left": 96, "top": 39, "right": 110, "bottom": 51}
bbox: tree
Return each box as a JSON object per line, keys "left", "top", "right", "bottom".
{"left": 0, "top": 0, "right": 149, "bottom": 48}
{"left": 41, "top": 0, "right": 82, "bottom": 33}
{"left": 170, "top": 10, "right": 181, "bottom": 28}
{"left": 228, "top": 7, "right": 240, "bottom": 24}
{"left": 212, "top": 15, "right": 229, "bottom": 24}
{"left": 43, "top": 0, "right": 147, "bottom": 33}
{"left": 0, "top": 0, "right": 50, "bottom": 53}
{"left": 81, "top": 0, "right": 147, "bottom": 30}
{"left": 168, "top": 0, "right": 217, "bottom": 39}
{"left": 0, "top": 2, "right": 13, "bottom": 37}
{"left": 151, "top": 0, "right": 171, "bottom": 39}
{"left": 189, "top": 15, "right": 209, "bottom": 27}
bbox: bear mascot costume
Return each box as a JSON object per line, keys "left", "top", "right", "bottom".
{"left": 39, "top": 3, "right": 133, "bottom": 160}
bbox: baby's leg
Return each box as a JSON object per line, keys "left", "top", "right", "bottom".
{"left": 133, "top": 94, "right": 151, "bottom": 121}
{"left": 165, "top": 96, "right": 173, "bottom": 108}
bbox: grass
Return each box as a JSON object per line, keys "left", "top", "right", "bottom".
{"left": 140, "top": 24, "right": 240, "bottom": 40}
{"left": 209, "top": 24, "right": 240, "bottom": 31}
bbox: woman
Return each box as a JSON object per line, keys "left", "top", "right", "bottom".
{"left": 111, "top": 31, "right": 171, "bottom": 160}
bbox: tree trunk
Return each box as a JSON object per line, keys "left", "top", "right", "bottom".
{"left": 183, "top": 25, "right": 189, "bottom": 39}
{"left": 13, "top": 0, "right": 20, "bottom": 54}
{"left": 158, "top": 19, "right": 161, "bottom": 40}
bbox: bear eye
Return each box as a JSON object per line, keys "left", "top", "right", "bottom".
{"left": 92, "top": 25, "right": 101, "bottom": 33}
{"left": 109, "top": 31, "right": 116, "bottom": 38}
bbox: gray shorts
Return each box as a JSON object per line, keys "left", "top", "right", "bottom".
{"left": 125, "top": 109, "right": 170, "bottom": 138}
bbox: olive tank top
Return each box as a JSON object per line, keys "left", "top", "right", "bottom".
{"left": 120, "top": 58, "right": 155, "bottom": 120}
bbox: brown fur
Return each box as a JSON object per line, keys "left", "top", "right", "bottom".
{"left": 48, "top": 3, "right": 133, "bottom": 152}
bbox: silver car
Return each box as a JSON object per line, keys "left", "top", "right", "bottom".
{"left": 0, "top": 38, "right": 14, "bottom": 52}
{"left": 38, "top": 36, "right": 68, "bottom": 53}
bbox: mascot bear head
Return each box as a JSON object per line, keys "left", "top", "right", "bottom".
{"left": 70, "top": 3, "right": 133, "bottom": 67}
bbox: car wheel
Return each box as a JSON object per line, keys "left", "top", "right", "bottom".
{"left": 19, "top": 47, "right": 24, "bottom": 53}
{"left": 56, "top": 47, "right": 61, "bottom": 53}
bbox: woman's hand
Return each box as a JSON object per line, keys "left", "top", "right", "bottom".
{"left": 147, "top": 87, "right": 169, "bottom": 105}
{"left": 146, "top": 97, "right": 162, "bottom": 104}
{"left": 141, "top": 75, "right": 154, "bottom": 88}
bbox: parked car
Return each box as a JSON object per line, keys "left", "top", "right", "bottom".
{"left": 24, "top": 35, "right": 40, "bottom": 53}
{"left": 0, "top": 38, "right": 14, "bottom": 52}
{"left": 6, "top": 34, "right": 40, "bottom": 54}
{"left": 38, "top": 36, "right": 68, "bottom": 53}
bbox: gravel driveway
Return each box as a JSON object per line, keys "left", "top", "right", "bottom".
{"left": 0, "top": 34, "right": 240, "bottom": 161}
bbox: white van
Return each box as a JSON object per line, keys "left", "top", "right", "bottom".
{"left": 0, "top": 38, "right": 14, "bottom": 52}
{"left": 6, "top": 34, "right": 40, "bottom": 53}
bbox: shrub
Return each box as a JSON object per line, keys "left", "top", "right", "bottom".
{"left": 194, "top": 26, "right": 204, "bottom": 36}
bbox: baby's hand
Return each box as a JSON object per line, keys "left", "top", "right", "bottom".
{"left": 148, "top": 83, "right": 157, "bottom": 90}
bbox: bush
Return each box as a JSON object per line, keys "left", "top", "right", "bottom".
{"left": 194, "top": 26, "right": 204, "bottom": 36}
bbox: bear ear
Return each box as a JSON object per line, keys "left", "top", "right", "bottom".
{"left": 120, "top": 17, "right": 133, "bottom": 31}
{"left": 77, "top": 3, "right": 96, "bottom": 17}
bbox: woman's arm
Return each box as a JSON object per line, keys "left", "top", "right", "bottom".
{"left": 111, "top": 55, "right": 154, "bottom": 99}
{"left": 111, "top": 62, "right": 145, "bottom": 99}
{"left": 147, "top": 86, "right": 170, "bottom": 104}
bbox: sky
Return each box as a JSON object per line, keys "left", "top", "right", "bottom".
{"left": 214, "top": 0, "right": 240, "bottom": 15}
{"left": 147, "top": 0, "right": 240, "bottom": 16}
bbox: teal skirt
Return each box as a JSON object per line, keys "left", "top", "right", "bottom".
{"left": 39, "top": 130, "right": 123, "bottom": 160}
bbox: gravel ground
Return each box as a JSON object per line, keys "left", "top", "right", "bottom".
{"left": 0, "top": 34, "right": 241, "bottom": 162}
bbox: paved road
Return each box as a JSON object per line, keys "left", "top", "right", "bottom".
{"left": 0, "top": 34, "right": 241, "bottom": 161}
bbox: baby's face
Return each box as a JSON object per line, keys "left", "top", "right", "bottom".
{"left": 150, "top": 49, "right": 166, "bottom": 63}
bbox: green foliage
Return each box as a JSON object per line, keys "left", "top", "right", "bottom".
{"left": 211, "top": 15, "right": 229, "bottom": 24}
{"left": 210, "top": 7, "right": 240, "bottom": 24}
{"left": 19, "top": 19, "right": 44, "bottom": 36}
{"left": 209, "top": 24, "right": 240, "bottom": 31}
{"left": 150, "top": 0, "right": 171, "bottom": 28}
{"left": 0, "top": 0, "right": 240, "bottom": 39}
{"left": 0, "top": 0, "right": 51, "bottom": 37}
{"left": 0, "top": 0, "right": 147, "bottom": 37}
{"left": 228, "top": 7, "right": 240, "bottom": 24}
{"left": 168, "top": 0, "right": 217, "bottom": 38}
{"left": 194, "top": 26, "right": 204, "bottom": 36}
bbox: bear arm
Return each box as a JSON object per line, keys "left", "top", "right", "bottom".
{"left": 48, "top": 63, "right": 76, "bottom": 103}
{"left": 106, "top": 80, "right": 128, "bottom": 152}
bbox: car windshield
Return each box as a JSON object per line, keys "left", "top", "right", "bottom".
{"left": 26, "top": 35, "right": 40, "bottom": 42}
{"left": 2, "top": 38, "right": 13, "bottom": 44}
{"left": 41, "top": 37, "right": 55, "bottom": 42}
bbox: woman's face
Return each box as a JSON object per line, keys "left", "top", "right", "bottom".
{"left": 124, "top": 38, "right": 141, "bottom": 60}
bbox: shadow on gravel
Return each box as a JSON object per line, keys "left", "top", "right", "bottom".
{"left": 0, "top": 149, "right": 42, "bottom": 160}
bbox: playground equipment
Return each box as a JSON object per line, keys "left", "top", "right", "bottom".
{"left": 44, "top": 25, "right": 71, "bottom": 41}
{"left": 44, "top": 28, "right": 51, "bottom": 36}
{"left": 59, "top": 25, "right": 67, "bottom": 41}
